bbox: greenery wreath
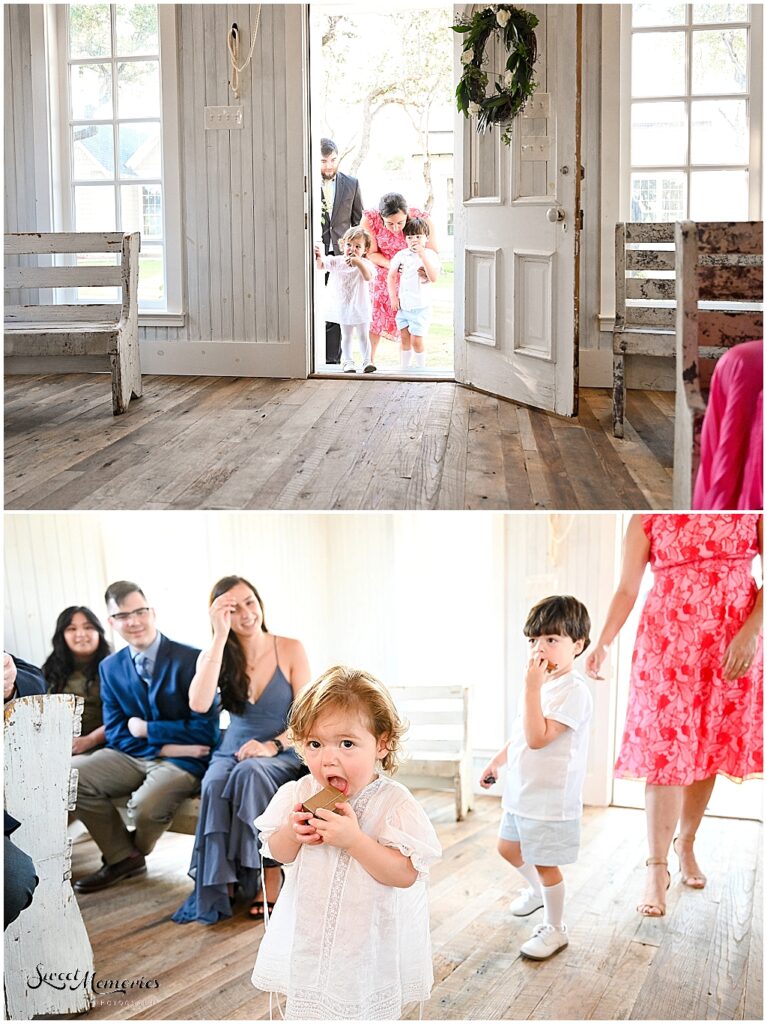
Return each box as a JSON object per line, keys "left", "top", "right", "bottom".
{"left": 453, "top": 4, "right": 539, "bottom": 145}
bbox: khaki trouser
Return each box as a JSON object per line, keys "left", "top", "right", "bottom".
{"left": 73, "top": 748, "right": 199, "bottom": 864}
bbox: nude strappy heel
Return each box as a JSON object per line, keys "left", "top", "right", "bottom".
{"left": 637, "top": 857, "right": 671, "bottom": 917}
{"left": 673, "top": 834, "right": 707, "bottom": 889}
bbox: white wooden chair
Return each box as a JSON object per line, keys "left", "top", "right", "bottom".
{"left": 4, "top": 232, "right": 142, "bottom": 415}
{"left": 612, "top": 222, "right": 676, "bottom": 437}
{"left": 673, "top": 220, "right": 763, "bottom": 508}
{"left": 391, "top": 685, "right": 472, "bottom": 821}
{"left": 4, "top": 695, "right": 95, "bottom": 1019}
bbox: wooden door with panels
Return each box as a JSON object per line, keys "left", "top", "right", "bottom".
{"left": 453, "top": 4, "right": 582, "bottom": 415}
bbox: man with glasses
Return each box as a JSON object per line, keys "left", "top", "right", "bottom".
{"left": 72, "top": 581, "right": 220, "bottom": 893}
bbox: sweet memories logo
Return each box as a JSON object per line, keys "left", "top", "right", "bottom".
{"left": 27, "top": 965, "right": 159, "bottom": 994}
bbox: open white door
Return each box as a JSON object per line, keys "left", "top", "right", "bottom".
{"left": 454, "top": 3, "right": 581, "bottom": 416}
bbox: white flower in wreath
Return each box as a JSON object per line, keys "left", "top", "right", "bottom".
{"left": 461, "top": 48, "right": 474, "bottom": 64}
{"left": 468, "top": 101, "right": 481, "bottom": 116}
{"left": 503, "top": 70, "right": 514, "bottom": 88}
{"left": 496, "top": 9, "right": 511, "bottom": 28}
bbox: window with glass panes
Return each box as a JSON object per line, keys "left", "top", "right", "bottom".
{"left": 66, "top": 4, "right": 165, "bottom": 308}
{"left": 627, "top": 3, "right": 754, "bottom": 222}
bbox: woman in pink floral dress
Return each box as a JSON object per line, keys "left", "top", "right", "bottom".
{"left": 587, "top": 514, "right": 762, "bottom": 917}
{"left": 360, "top": 193, "right": 439, "bottom": 366}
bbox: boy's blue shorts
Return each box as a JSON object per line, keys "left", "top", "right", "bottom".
{"left": 396, "top": 305, "right": 431, "bottom": 337}
{"left": 498, "top": 811, "right": 580, "bottom": 865}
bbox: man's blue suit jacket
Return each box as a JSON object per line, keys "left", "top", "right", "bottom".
{"left": 99, "top": 634, "right": 220, "bottom": 778}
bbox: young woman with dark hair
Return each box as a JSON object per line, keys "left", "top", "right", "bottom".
{"left": 43, "top": 606, "right": 111, "bottom": 755}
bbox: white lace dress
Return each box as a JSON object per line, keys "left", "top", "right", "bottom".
{"left": 319, "top": 255, "right": 375, "bottom": 326}
{"left": 251, "top": 774, "right": 442, "bottom": 1020}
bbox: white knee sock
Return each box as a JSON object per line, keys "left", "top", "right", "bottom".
{"left": 541, "top": 880, "right": 565, "bottom": 928}
{"left": 400, "top": 348, "right": 412, "bottom": 367}
{"left": 413, "top": 351, "right": 426, "bottom": 367}
{"left": 515, "top": 862, "right": 542, "bottom": 896}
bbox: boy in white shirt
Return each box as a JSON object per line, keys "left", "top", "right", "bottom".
{"left": 386, "top": 218, "right": 440, "bottom": 370}
{"left": 480, "top": 595, "right": 593, "bottom": 961}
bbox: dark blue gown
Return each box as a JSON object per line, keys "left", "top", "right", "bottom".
{"left": 172, "top": 664, "right": 305, "bottom": 924}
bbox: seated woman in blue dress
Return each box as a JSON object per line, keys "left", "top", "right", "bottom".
{"left": 172, "top": 576, "right": 310, "bottom": 924}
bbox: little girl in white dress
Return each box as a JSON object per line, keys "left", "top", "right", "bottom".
{"left": 314, "top": 227, "right": 376, "bottom": 373}
{"left": 251, "top": 665, "right": 442, "bottom": 1020}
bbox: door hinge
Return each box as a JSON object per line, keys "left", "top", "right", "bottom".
{"left": 304, "top": 213, "right": 308, "bottom": 230}
{"left": 304, "top": 175, "right": 307, "bottom": 192}
{"left": 472, "top": 181, "right": 479, "bottom": 198}
{"left": 579, "top": 209, "right": 584, "bottom": 230}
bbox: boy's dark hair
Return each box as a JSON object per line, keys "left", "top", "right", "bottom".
{"left": 403, "top": 217, "right": 429, "bottom": 238}
{"left": 523, "top": 595, "right": 591, "bottom": 649}
{"left": 104, "top": 580, "right": 146, "bottom": 607}
{"left": 320, "top": 138, "right": 338, "bottom": 156}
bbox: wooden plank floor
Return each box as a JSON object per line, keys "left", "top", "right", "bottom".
{"left": 63, "top": 793, "right": 761, "bottom": 1021}
{"left": 4, "top": 375, "right": 674, "bottom": 511}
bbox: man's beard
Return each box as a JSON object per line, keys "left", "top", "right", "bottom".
{"left": 321, "top": 170, "right": 336, "bottom": 180}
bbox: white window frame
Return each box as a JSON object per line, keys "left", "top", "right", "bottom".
{"left": 31, "top": 3, "right": 184, "bottom": 324}
{"left": 619, "top": 3, "right": 763, "bottom": 222}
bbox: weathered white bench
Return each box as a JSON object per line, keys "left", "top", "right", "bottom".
{"left": 4, "top": 231, "right": 142, "bottom": 415}
{"left": 612, "top": 222, "right": 676, "bottom": 437}
{"left": 673, "top": 220, "right": 763, "bottom": 508}
{"left": 4, "top": 695, "right": 95, "bottom": 1020}
{"left": 392, "top": 685, "right": 472, "bottom": 821}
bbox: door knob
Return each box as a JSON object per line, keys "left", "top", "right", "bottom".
{"left": 546, "top": 207, "right": 565, "bottom": 223}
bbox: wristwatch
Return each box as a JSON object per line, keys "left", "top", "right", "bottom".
{"left": 272, "top": 737, "right": 285, "bottom": 754}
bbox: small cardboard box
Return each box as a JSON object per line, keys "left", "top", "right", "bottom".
{"left": 302, "top": 785, "right": 347, "bottom": 816}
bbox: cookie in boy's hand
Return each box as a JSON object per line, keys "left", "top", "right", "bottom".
{"left": 302, "top": 785, "right": 348, "bottom": 816}
{"left": 482, "top": 773, "right": 497, "bottom": 785}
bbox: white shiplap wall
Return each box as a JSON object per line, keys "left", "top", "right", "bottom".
{"left": 3, "top": 5, "right": 308, "bottom": 364}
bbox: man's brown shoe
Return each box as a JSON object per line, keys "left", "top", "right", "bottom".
{"left": 74, "top": 853, "right": 146, "bottom": 893}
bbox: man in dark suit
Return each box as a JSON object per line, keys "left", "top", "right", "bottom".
{"left": 321, "top": 137, "right": 364, "bottom": 364}
{"left": 72, "top": 581, "right": 220, "bottom": 893}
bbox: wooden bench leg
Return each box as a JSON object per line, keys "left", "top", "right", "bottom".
{"left": 454, "top": 764, "right": 473, "bottom": 822}
{"left": 110, "top": 331, "right": 142, "bottom": 415}
{"left": 612, "top": 350, "right": 625, "bottom": 438}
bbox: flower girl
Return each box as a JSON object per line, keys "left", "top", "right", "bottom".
{"left": 251, "top": 665, "right": 441, "bottom": 1019}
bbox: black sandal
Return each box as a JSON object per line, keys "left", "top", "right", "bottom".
{"left": 249, "top": 867, "right": 284, "bottom": 921}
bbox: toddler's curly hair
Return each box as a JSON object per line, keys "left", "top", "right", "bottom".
{"left": 288, "top": 665, "right": 405, "bottom": 773}
{"left": 340, "top": 225, "right": 373, "bottom": 254}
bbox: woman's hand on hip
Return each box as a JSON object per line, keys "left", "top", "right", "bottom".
{"left": 722, "top": 627, "right": 759, "bottom": 680}
{"left": 235, "top": 739, "right": 274, "bottom": 760}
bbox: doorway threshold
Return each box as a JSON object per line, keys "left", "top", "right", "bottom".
{"left": 312, "top": 368, "right": 455, "bottom": 383}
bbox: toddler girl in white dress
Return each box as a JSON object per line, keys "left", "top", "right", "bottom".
{"left": 251, "top": 665, "right": 441, "bottom": 1020}
{"left": 314, "top": 227, "right": 376, "bottom": 373}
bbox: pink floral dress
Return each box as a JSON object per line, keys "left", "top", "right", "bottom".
{"left": 363, "top": 207, "right": 427, "bottom": 339}
{"left": 614, "top": 514, "right": 763, "bottom": 786}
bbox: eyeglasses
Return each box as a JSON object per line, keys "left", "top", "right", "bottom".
{"left": 110, "top": 607, "right": 152, "bottom": 623}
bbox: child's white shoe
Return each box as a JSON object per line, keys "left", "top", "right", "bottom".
{"left": 342, "top": 359, "right": 356, "bottom": 373}
{"left": 510, "top": 887, "right": 544, "bottom": 917}
{"left": 520, "top": 923, "right": 568, "bottom": 960}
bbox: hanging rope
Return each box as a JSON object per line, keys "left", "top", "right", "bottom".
{"left": 227, "top": 7, "right": 262, "bottom": 100}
